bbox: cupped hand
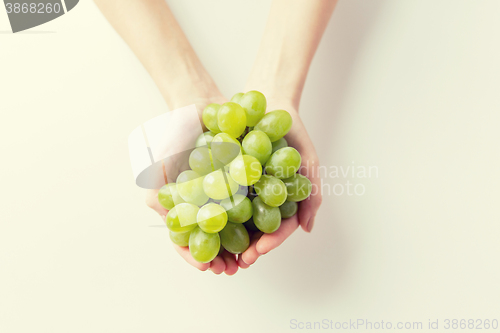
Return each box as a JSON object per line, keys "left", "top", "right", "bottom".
{"left": 145, "top": 96, "right": 240, "bottom": 276}
{"left": 240, "top": 100, "right": 322, "bottom": 266}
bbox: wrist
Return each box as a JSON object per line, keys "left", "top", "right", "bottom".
{"left": 244, "top": 69, "right": 305, "bottom": 110}
{"left": 244, "top": 80, "right": 302, "bottom": 111}
{"left": 159, "top": 74, "right": 225, "bottom": 111}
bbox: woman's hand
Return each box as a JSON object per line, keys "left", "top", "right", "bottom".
{"left": 145, "top": 97, "right": 240, "bottom": 276}
{"left": 239, "top": 99, "right": 322, "bottom": 267}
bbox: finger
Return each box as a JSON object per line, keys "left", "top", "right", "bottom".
{"left": 256, "top": 216, "right": 299, "bottom": 255}
{"left": 307, "top": 214, "right": 316, "bottom": 233}
{"left": 222, "top": 251, "right": 238, "bottom": 276}
{"left": 241, "top": 231, "right": 263, "bottom": 266}
{"left": 145, "top": 189, "right": 169, "bottom": 216}
{"left": 237, "top": 255, "right": 250, "bottom": 269}
{"left": 172, "top": 244, "right": 210, "bottom": 271}
{"left": 298, "top": 190, "right": 322, "bottom": 232}
{"left": 209, "top": 256, "right": 226, "bottom": 275}
{"left": 298, "top": 165, "right": 322, "bottom": 232}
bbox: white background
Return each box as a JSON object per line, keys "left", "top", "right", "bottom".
{"left": 1, "top": 1, "right": 500, "bottom": 332}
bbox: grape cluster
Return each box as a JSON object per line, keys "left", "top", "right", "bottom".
{"left": 158, "top": 91, "right": 312, "bottom": 263}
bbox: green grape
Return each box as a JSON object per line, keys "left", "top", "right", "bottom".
{"left": 254, "top": 109, "right": 292, "bottom": 142}
{"left": 243, "top": 218, "right": 259, "bottom": 232}
{"left": 220, "top": 194, "right": 253, "bottom": 223}
{"left": 195, "top": 131, "right": 215, "bottom": 148}
{"left": 202, "top": 104, "right": 221, "bottom": 133}
{"left": 165, "top": 203, "right": 199, "bottom": 232}
{"left": 229, "top": 154, "right": 262, "bottom": 186}
{"left": 189, "top": 226, "right": 220, "bottom": 263}
{"left": 252, "top": 196, "right": 281, "bottom": 233}
{"left": 203, "top": 169, "right": 239, "bottom": 200}
{"left": 217, "top": 102, "right": 246, "bottom": 138}
{"left": 176, "top": 170, "right": 209, "bottom": 206}
{"left": 230, "top": 92, "right": 244, "bottom": 104}
{"left": 197, "top": 203, "right": 228, "bottom": 233}
{"left": 279, "top": 201, "right": 298, "bottom": 219}
{"left": 253, "top": 174, "right": 287, "bottom": 207}
{"left": 239, "top": 90, "right": 266, "bottom": 126}
{"left": 241, "top": 130, "right": 272, "bottom": 165}
{"left": 211, "top": 133, "right": 241, "bottom": 168}
{"left": 265, "top": 147, "right": 301, "bottom": 179}
{"left": 169, "top": 230, "right": 191, "bottom": 247}
{"left": 158, "top": 183, "right": 185, "bottom": 210}
{"left": 189, "top": 147, "right": 214, "bottom": 175}
{"left": 271, "top": 137, "right": 288, "bottom": 153}
{"left": 219, "top": 222, "right": 250, "bottom": 254}
{"left": 282, "top": 173, "right": 312, "bottom": 202}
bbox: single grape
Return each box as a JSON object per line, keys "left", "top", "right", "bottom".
{"left": 217, "top": 102, "right": 246, "bottom": 138}
{"left": 203, "top": 169, "right": 239, "bottom": 200}
{"left": 165, "top": 203, "right": 199, "bottom": 232}
{"left": 202, "top": 104, "right": 221, "bottom": 133}
{"left": 189, "top": 226, "right": 220, "bottom": 263}
{"left": 253, "top": 174, "right": 287, "bottom": 207}
{"left": 282, "top": 173, "right": 312, "bottom": 202}
{"left": 176, "top": 170, "right": 209, "bottom": 206}
{"left": 169, "top": 230, "right": 191, "bottom": 247}
{"left": 243, "top": 218, "right": 260, "bottom": 232}
{"left": 229, "top": 154, "right": 262, "bottom": 186}
{"left": 158, "top": 183, "right": 185, "bottom": 210}
{"left": 254, "top": 110, "right": 292, "bottom": 142}
{"left": 239, "top": 90, "right": 266, "bottom": 126}
{"left": 271, "top": 137, "right": 288, "bottom": 153}
{"left": 197, "top": 203, "right": 228, "bottom": 233}
{"left": 265, "top": 147, "right": 301, "bottom": 179}
{"left": 189, "top": 147, "right": 214, "bottom": 175}
{"left": 230, "top": 92, "right": 244, "bottom": 104}
{"left": 252, "top": 196, "right": 281, "bottom": 233}
{"left": 195, "top": 131, "right": 215, "bottom": 148}
{"left": 241, "top": 130, "right": 272, "bottom": 165}
{"left": 220, "top": 194, "right": 253, "bottom": 223}
{"left": 219, "top": 222, "right": 250, "bottom": 254}
{"left": 211, "top": 133, "right": 241, "bottom": 168}
{"left": 279, "top": 201, "right": 298, "bottom": 219}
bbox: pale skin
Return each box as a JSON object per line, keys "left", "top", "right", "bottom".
{"left": 95, "top": 0, "right": 337, "bottom": 274}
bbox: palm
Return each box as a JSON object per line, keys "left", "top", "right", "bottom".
{"left": 240, "top": 102, "right": 322, "bottom": 266}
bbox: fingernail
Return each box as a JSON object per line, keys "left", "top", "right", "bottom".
{"left": 307, "top": 216, "right": 316, "bottom": 232}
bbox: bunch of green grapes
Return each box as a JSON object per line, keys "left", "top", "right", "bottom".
{"left": 158, "top": 91, "right": 312, "bottom": 263}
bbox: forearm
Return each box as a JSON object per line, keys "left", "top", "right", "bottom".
{"left": 245, "top": 0, "right": 338, "bottom": 109}
{"left": 94, "top": 0, "right": 222, "bottom": 109}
